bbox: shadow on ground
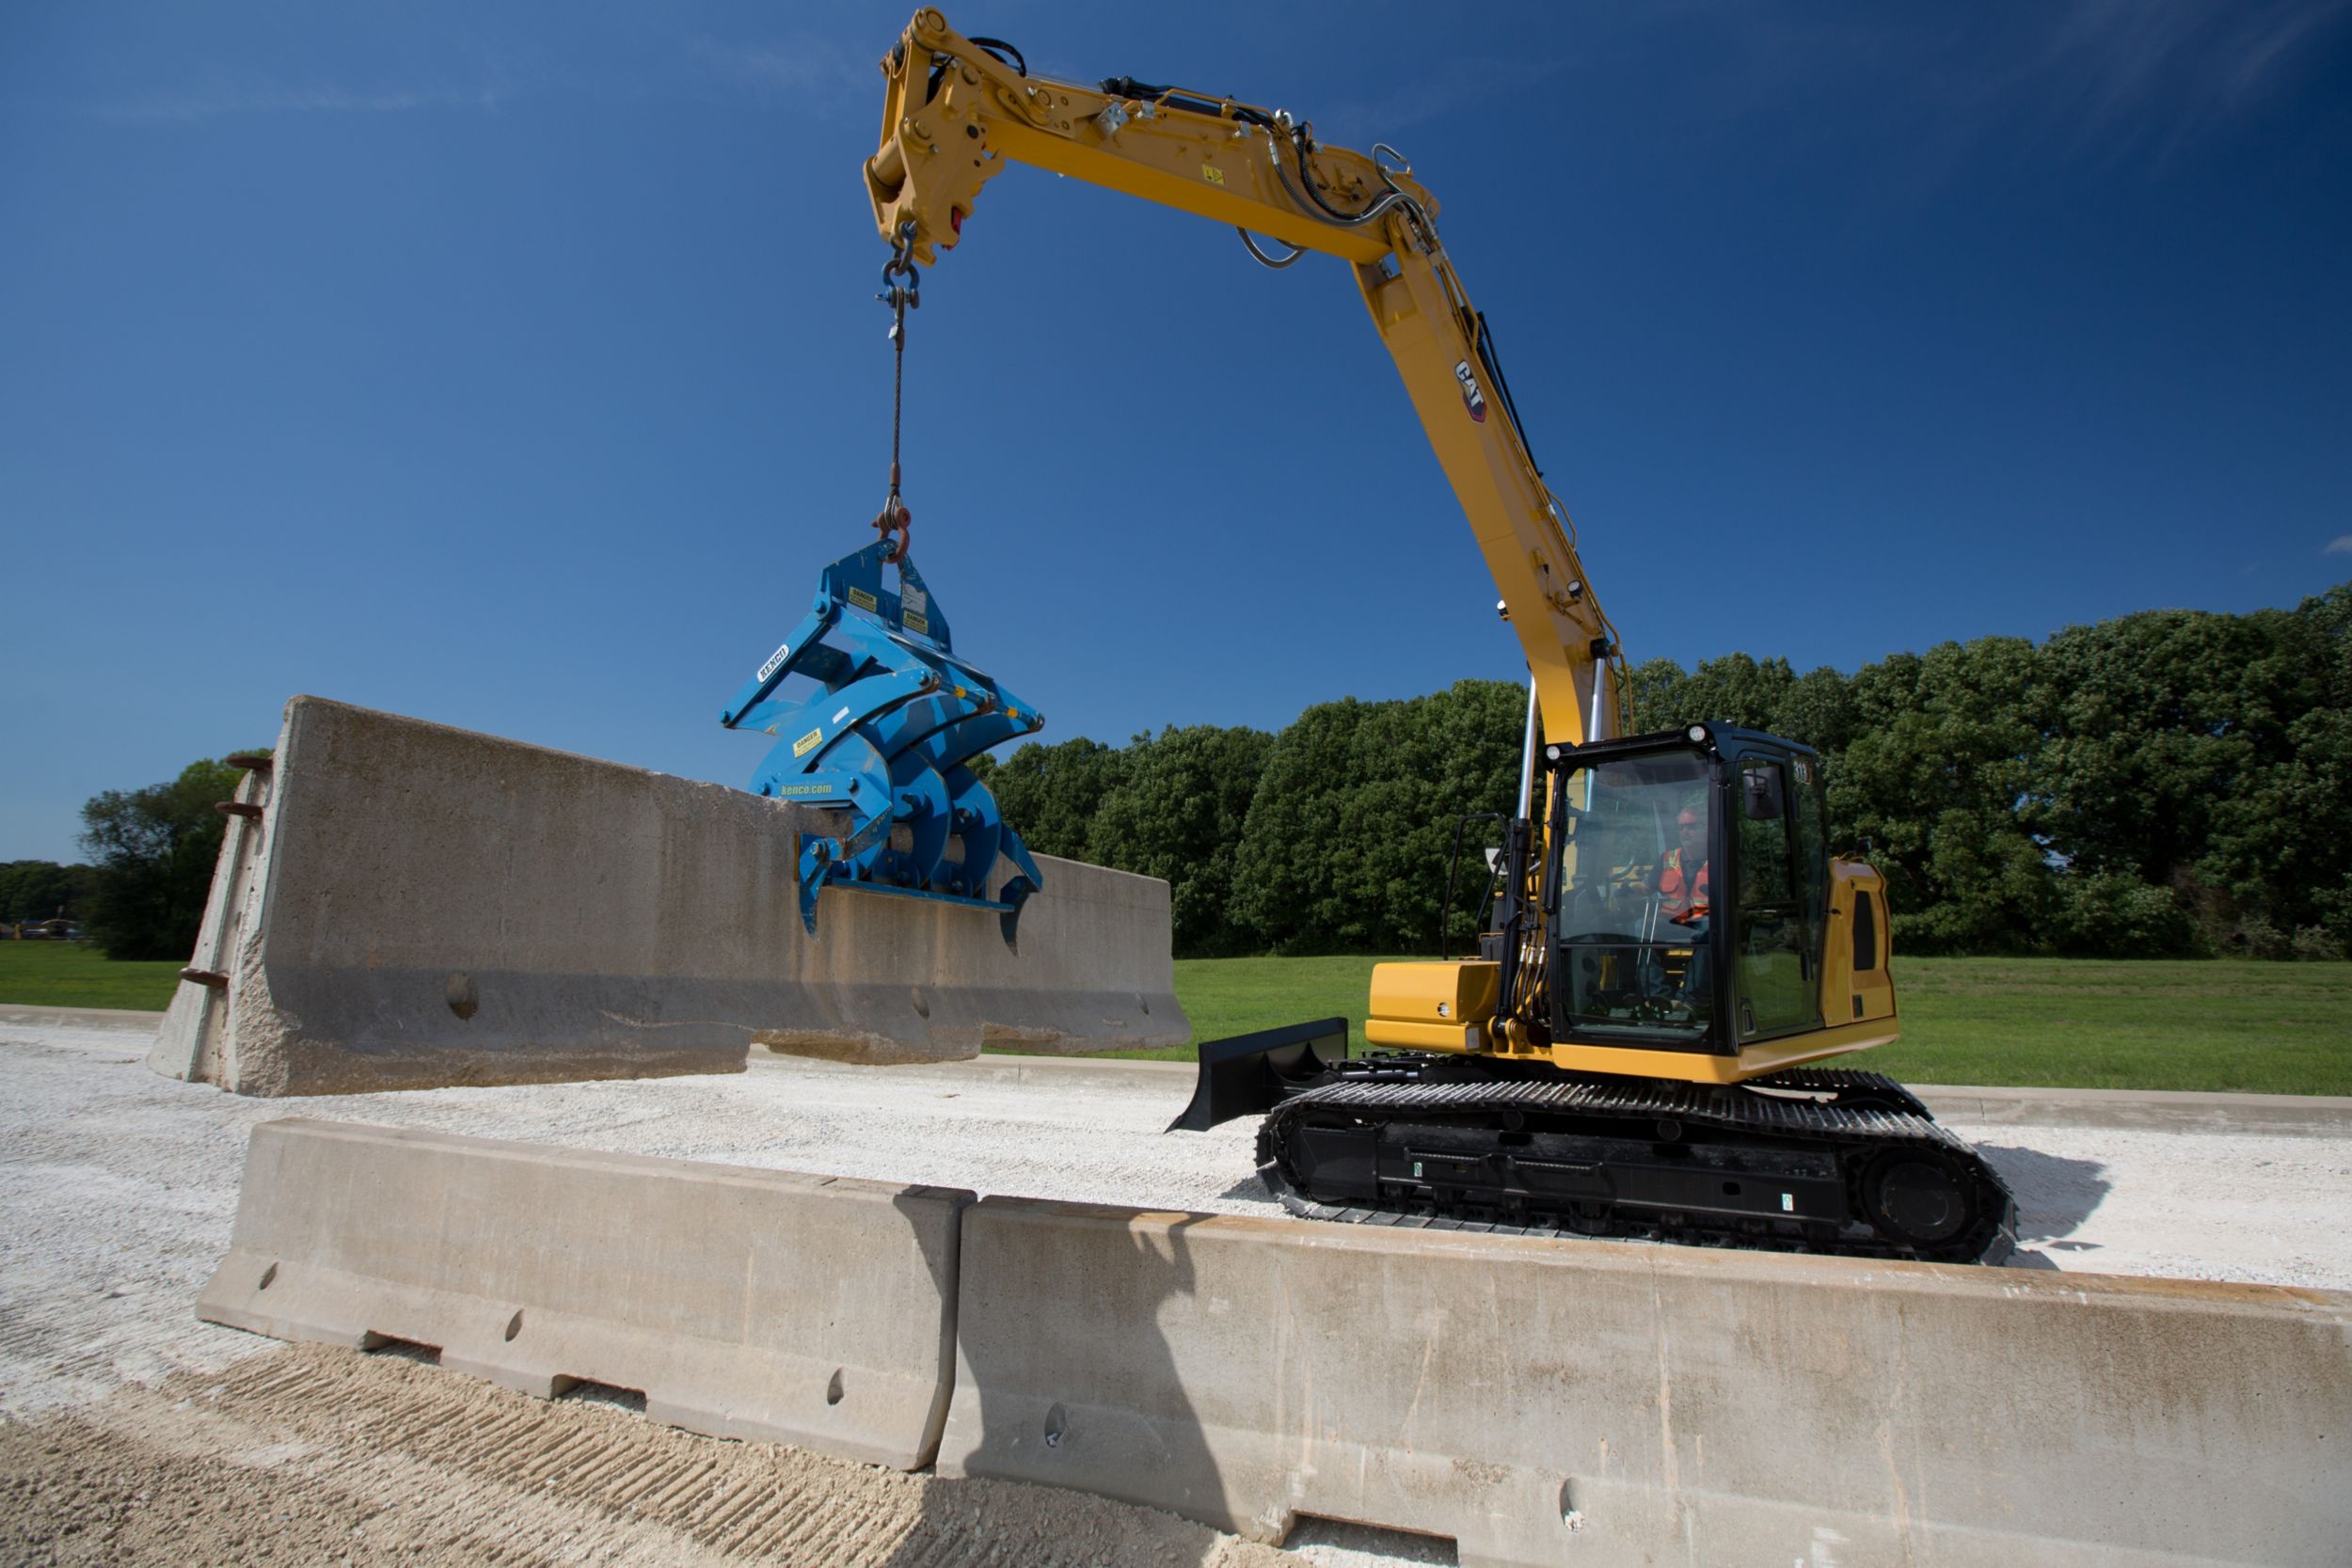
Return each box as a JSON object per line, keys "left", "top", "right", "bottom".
{"left": 1977, "top": 1144, "right": 2112, "bottom": 1250}
{"left": 1217, "top": 1175, "right": 1274, "bottom": 1204}
{"left": 1286, "top": 1515, "right": 1460, "bottom": 1564}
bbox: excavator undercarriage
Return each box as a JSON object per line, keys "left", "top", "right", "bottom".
{"left": 1178, "top": 1030, "right": 2016, "bottom": 1265}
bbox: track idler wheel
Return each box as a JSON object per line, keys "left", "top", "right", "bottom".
{"left": 1856, "top": 1148, "right": 1979, "bottom": 1252}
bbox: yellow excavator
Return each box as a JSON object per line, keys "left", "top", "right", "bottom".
{"left": 863, "top": 10, "right": 2015, "bottom": 1263}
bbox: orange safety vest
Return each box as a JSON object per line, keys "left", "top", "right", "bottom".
{"left": 1660, "top": 848, "right": 1710, "bottom": 921}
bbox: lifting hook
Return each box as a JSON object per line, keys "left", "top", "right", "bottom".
{"left": 872, "top": 221, "right": 920, "bottom": 565}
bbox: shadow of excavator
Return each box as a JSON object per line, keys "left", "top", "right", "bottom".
{"left": 1976, "top": 1144, "right": 2113, "bottom": 1265}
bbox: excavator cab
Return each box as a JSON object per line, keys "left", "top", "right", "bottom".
{"left": 1300, "top": 723, "right": 1850, "bottom": 1071}
{"left": 1543, "top": 725, "right": 1831, "bottom": 1060}
{"left": 1171, "top": 721, "right": 1851, "bottom": 1125}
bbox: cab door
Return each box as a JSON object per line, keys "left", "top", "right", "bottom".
{"left": 1727, "top": 752, "right": 1822, "bottom": 1040}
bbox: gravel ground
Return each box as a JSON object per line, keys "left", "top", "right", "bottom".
{"left": 0, "top": 1345, "right": 1317, "bottom": 1568}
{"left": 3, "top": 1011, "right": 2347, "bottom": 1565}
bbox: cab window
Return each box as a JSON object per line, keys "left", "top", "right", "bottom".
{"left": 1793, "top": 757, "right": 1829, "bottom": 978}
{"left": 1852, "top": 890, "right": 1879, "bottom": 972}
{"left": 1733, "top": 758, "right": 1815, "bottom": 1039}
{"left": 1551, "top": 751, "right": 1715, "bottom": 1043}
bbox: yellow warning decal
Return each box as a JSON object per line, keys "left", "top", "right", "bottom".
{"left": 849, "top": 586, "right": 879, "bottom": 612}
{"left": 903, "top": 610, "right": 929, "bottom": 635}
{"left": 792, "top": 727, "right": 823, "bottom": 758}
{"left": 1201, "top": 164, "right": 1224, "bottom": 185}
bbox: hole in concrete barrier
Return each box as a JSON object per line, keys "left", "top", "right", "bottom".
{"left": 1282, "top": 1516, "right": 1458, "bottom": 1564}
{"left": 826, "top": 1368, "right": 845, "bottom": 1405}
{"left": 555, "top": 1379, "right": 646, "bottom": 1414}
{"left": 504, "top": 1310, "right": 524, "bottom": 1341}
{"left": 1138, "top": 993, "right": 1151, "bottom": 1015}
{"left": 909, "top": 990, "right": 930, "bottom": 1019}
{"left": 1561, "top": 1479, "right": 1585, "bottom": 1532}
{"left": 446, "top": 972, "right": 480, "bottom": 1022}
{"left": 1042, "top": 1402, "right": 1068, "bottom": 1448}
{"left": 257, "top": 1262, "right": 278, "bottom": 1291}
{"left": 360, "top": 1334, "right": 442, "bottom": 1367}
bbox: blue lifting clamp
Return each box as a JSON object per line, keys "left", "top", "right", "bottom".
{"left": 719, "top": 532, "right": 1047, "bottom": 946}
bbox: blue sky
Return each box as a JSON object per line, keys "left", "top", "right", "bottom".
{"left": 5, "top": 1, "right": 2349, "bottom": 863}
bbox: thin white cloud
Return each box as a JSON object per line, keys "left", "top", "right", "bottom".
{"left": 687, "top": 35, "right": 874, "bottom": 119}
{"left": 2010, "top": 0, "right": 2352, "bottom": 157}
{"left": 91, "top": 79, "right": 505, "bottom": 123}
{"left": 1626, "top": 0, "right": 2350, "bottom": 166}
{"left": 78, "top": 31, "right": 876, "bottom": 127}
{"left": 1318, "top": 54, "right": 1574, "bottom": 139}
{"left": 2325, "top": 535, "right": 2352, "bottom": 555}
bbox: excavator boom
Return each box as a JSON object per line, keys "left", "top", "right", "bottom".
{"left": 867, "top": 9, "right": 1621, "bottom": 748}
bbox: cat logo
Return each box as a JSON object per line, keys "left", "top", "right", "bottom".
{"left": 1453, "top": 359, "right": 1487, "bottom": 422}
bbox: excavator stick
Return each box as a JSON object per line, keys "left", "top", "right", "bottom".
{"left": 721, "top": 538, "right": 1047, "bottom": 942}
{"left": 1166, "top": 1017, "right": 1349, "bottom": 1132}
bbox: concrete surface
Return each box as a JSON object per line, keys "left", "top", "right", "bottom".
{"left": 0, "top": 1341, "right": 1316, "bottom": 1568}
{"left": 8, "top": 1010, "right": 2350, "bottom": 1357}
{"left": 6, "top": 1012, "right": 2350, "bottom": 1567}
{"left": 943, "top": 1196, "right": 2352, "bottom": 1568}
{"left": 1915, "top": 1082, "right": 2352, "bottom": 1136}
{"left": 0, "top": 1004, "right": 183, "bottom": 1030}
{"left": 754, "top": 1046, "right": 2352, "bottom": 1137}
{"left": 199, "top": 1118, "right": 971, "bottom": 1468}
{"left": 148, "top": 696, "right": 1186, "bottom": 1096}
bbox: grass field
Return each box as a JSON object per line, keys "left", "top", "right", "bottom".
{"left": 5, "top": 941, "right": 2345, "bottom": 1095}
{"left": 1120, "top": 952, "right": 2352, "bottom": 1097}
{"left": 0, "top": 942, "right": 183, "bottom": 1011}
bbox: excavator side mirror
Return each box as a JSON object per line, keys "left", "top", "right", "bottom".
{"left": 1741, "top": 765, "right": 1786, "bottom": 821}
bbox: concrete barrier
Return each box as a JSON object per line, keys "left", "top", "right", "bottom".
{"left": 198, "top": 1118, "right": 971, "bottom": 1468}
{"left": 1916, "top": 1084, "right": 2352, "bottom": 1138}
{"left": 941, "top": 1197, "right": 2352, "bottom": 1568}
{"left": 151, "top": 696, "right": 1185, "bottom": 1096}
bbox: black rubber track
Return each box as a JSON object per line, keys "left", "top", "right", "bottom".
{"left": 1254, "top": 1063, "right": 2017, "bottom": 1264}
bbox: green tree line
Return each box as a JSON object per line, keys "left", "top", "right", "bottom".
{"left": 0, "top": 861, "right": 100, "bottom": 926}
{"left": 987, "top": 584, "right": 2351, "bottom": 961}
{"left": 8, "top": 756, "right": 254, "bottom": 959}
{"left": 24, "top": 584, "right": 2345, "bottom": 967}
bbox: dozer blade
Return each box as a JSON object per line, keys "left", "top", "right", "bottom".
{"left": 1166, "top": 1017, "right": 1349, "bottom": 1132}
{"left": 720, "top": 538, "right": 1046, "bottom": 942}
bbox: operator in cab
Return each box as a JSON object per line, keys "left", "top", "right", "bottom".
{"left": 1659, "top": 805, "right": 1710, "bottom": 926}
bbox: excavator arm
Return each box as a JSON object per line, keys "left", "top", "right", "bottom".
{"left": 865, "top": 9, "right": 1623, "bottom": 747}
